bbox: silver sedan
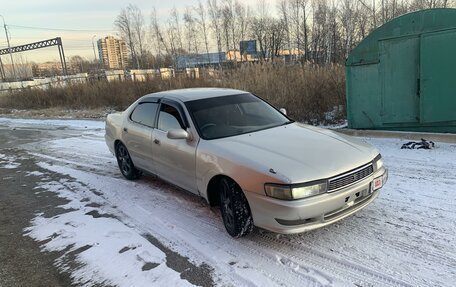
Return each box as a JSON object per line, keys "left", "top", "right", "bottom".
{"left": 105, "top": 88, "right": 387, "bottom": 237}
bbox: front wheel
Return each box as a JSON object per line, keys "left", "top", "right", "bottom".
{"left": 219, "top": 178, "right": 254, "bottom": 237}
{"left": 115, "top": 142, "right": 141, "bottom": 180}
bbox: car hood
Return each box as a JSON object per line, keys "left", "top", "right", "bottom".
{"left": 210, "top": 123, "right": 379, "bottom": 183}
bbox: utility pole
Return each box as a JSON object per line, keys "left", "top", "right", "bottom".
{"left": 91, "top": 35, "right": 99, "bottom": 68}
{"left": 0, "top": 56, "right": 5, "bottom": 81}
{"left": 0, "top": 15, "right": 17, "bottom": 81}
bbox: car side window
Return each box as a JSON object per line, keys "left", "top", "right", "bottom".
{"left": 130, "top": 102, "right": 159, "bottom": 127}
{"left": 158, "top": 104, "right": 185, "bottom": 132}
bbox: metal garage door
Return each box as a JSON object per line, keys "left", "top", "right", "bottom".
{"left": 380, "top": 36, "right": 420, "bottom": 124}
{"left": 420, "top": 29, "right": 456, "bottom": 123}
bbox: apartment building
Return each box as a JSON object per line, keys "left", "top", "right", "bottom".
{"left": 97, "top": 36, "right": 129, "bottom": 70}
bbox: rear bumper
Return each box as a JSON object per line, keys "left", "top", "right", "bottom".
{"left": 245, "top": 167, "right": 387, "bottom": 234}
{"left": 105, "top": 133, "right": 116, "bottom": 156}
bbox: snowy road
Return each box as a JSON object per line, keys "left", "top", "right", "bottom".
{"left": 1, "top": 118, "right": 455, "bottom": 287}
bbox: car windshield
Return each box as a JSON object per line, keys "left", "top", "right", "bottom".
{"left": 186, "top": 93, "right": 292, "bottom": 140}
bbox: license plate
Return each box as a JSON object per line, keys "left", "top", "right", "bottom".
{"left": 373, "top": 177, "right": 383, "bottom": 190}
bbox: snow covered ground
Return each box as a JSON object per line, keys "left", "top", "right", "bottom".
{"left": 2, "top": 118, "right": 455, "bottom": 286}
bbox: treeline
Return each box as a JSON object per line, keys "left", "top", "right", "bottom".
{"left": 114, "top": 0, "right": 454, "bottom": 68}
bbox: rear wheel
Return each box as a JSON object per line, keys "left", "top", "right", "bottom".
{"left": 115, "top": 142, "right": 141, "bottom": 180}
{"left": 219, "top": 178, "right": 254, "bottom": 237}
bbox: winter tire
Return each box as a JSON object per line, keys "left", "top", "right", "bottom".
{"left": 219, "top": 177, "right": 254, "bottom": 237}
{"left": 115, "top": 142, "right": 141, "bottom": 180}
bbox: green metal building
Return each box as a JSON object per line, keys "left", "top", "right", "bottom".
{"left": 346, "top": 8, "right": 456, "bottom": 133}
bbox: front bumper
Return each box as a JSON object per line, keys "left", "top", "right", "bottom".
{"left": 245, "top": 167, "right": 387, "bottom": 234}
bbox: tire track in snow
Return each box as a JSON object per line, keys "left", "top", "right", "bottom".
{"left": 36, "top": 160, "right": 414, "bottom": 287}
{"left": 256, "top": 232, "right": 413, "bottom": 287}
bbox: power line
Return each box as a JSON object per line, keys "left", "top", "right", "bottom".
{"left": 8, "top": 24, "right": 116, "bottom": 33}
{"left": 5, "top": 38, "right": 92, "bottom": 42}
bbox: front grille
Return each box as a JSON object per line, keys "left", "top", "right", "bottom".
{"left": 328, "top": 164, "right": 373, "bottom": 191}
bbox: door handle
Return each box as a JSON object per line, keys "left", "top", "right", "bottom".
{"left": 153, "top": 139, "right": 160, "bottom": 145}
{"left": 416, "top": 78, "right": 420, "bottom": 97}
{"left": 123, "top": 127, "right": 128, "bottom": 133}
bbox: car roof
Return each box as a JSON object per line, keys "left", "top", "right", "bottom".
{"left": 139, "top": 88, "right": 248, "bottom": 103}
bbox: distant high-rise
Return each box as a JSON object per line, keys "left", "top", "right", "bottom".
{"left": 97, "top": 36, "right": 129, "bottom": 70}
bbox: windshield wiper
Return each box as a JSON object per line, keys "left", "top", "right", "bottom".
{"left": 281, "top": 120, "right": 294, "bottom": 126}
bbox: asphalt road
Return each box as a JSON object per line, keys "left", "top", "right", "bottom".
{"left": 0, "top": 127, "right": 75, "bottom": 287}
{"left": 0, "top": 122, "right": 213, "bottom": 287}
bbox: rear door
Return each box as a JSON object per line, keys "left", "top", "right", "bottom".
{"left": 420, "top": 29, "right": 456, "bottom": 123}
{"left": 379, "top": 36, "right": 420, "bottom": 124}
{"left": 123, "top": 102, "right": 158, "bottom": 172}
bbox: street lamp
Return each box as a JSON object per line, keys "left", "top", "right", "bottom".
{"left": 0, "top": 15, "right": 17, "bottom": 81}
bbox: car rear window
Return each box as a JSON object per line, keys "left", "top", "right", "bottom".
{"left": 130, "top": 102, "right": 159, "bottom": 127}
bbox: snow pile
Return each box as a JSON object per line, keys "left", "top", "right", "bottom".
{"left": 0, "top": 153, "right": 21, "bottom": 169}
{"left": 0, "top": 117, "right": 104, "bottom": 130}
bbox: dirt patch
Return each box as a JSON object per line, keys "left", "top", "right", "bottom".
{"left": 144, "top": 233, "right": 214, "bottom": 287}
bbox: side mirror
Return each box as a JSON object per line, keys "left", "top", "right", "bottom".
{"left": 167, "top": 129, "right": 192, "bottom": 140}
{"left": 279, "top": 108, "right": 287, "bottom": 115}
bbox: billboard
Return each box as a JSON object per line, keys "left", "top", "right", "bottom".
{"left": 240, "top": 40, "right": 257, "bottom": 55}
{"left": 176, "top": 52, "right": 226, "bottom": 69}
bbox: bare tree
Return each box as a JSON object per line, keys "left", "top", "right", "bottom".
{"left": 170, "top": 7, "right": 184, "bottom": 53}
{"left": 115, "top": 6, "right": 137, "bottom": 69}
{"left": 409, "top": 0, "right": 450, "bottom": 9}
{"left": 355, "top": 1, "right": 371, "bottom": 39}
{"left": 285, "top": 0, "right": 310, "bottom": 61}
{"left": 165, "top": 20, "right": 178, "bottom": 60}
{"left": 356, "top": 0, "right": 377, "bottom": 29}
{"left": 115, "top": 4, "right": 145, "bottom": 69}
{"left": 150, "top": 8, "right": 171, "bottom": 68}
{"left": 195, "top": 1, "right": 211, "bottom": 62}
{"left": 116, "top": 0, "right": 456, "bottom": 69}
{"left": 340, "top": 0, "right": 359, "bottom": 58}
{"left": 250, "top": 0, "right": 269, "bottom": 60}
{"left": 221, "top": 4, "right": 232, "bottom": 59}
{"left": 290, "top": 0, "right": 300, "bottom": 59}
{"left": 184, "top": 7, "right": 199, "bottom": 54}
{"left": 278, "top": 0, "right": 292, "bottom": 54}
{"left": 208, "top": 0, "right": 224, "bottom": 63}
{"left": 235, "top": 1, "right": 250, "bottom": 42}
{"left": 222, "top": 0, "right": 237, "bottom": 61}
{"left": 131, "top": 6, "right": 146, "bottom": 68}
{"left": 301, "top": 0, "right": 310, "bottom": 61}
{"left": 270, "top": 19, "right": 287, "bottom": 59}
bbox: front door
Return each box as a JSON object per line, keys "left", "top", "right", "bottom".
{"left": 151, "top": 101, "right": 199, "bottom": 194}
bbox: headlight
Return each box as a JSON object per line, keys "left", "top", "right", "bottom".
{"left": 292, "top": 182, "right": 327, "bottom": 199}
{"left": 373, "top": 154, "right": 383, "bottom": 170}
{"left": 264, "top": 184, "right": 292, "bottom": 200}
{"left": 265, "top": 181, "right": 327, "bottom": 200}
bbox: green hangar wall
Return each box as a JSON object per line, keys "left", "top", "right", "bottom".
{"left": 346, "top": 8, "right": 456, "bottom": 133}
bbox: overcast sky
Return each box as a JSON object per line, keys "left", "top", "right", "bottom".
{"left": 0, "top": 0, "right": 271, "bottom": 63}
